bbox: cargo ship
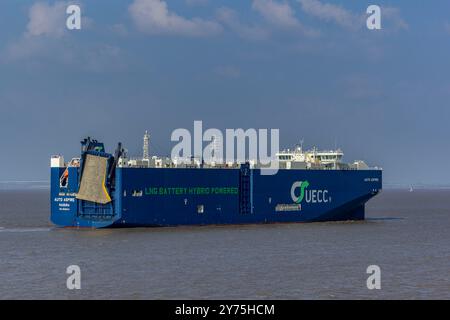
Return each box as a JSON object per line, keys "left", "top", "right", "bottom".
{"left": 50, "top": 133, "right": 382, "bottom": 228}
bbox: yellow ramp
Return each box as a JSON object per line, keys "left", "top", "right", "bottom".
{"left": 76, "top": 154, "right": 112, "bottom": 204}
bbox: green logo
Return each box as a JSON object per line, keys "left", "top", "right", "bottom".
{"left": 291, "top": 180, "right": 310, "bottom": 204}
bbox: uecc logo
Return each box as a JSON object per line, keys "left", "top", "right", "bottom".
{"left": 291, "top": 181, "right": 331, "bottom": 204}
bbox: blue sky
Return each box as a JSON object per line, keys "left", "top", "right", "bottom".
{"left": 0, "top": 0, "right": 449, "bottom": 186}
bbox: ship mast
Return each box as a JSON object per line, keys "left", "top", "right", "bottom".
{"left": 143, "top": 130, "right": 150, "bottom": 160}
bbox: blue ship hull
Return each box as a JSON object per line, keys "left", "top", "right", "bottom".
{"left": 51, "top": 165, "right": 382, "bottom": 228}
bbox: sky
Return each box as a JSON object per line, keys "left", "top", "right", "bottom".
{"left": 0, "top": 0, "right": 449, "bottom": 186}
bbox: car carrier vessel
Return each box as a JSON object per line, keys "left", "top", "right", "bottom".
{"left": 50, "top": 133, "right": 382, "bottom": 228}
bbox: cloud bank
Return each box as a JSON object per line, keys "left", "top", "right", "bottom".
{"left": 129, "top": 0, "right": 222, "bottom": 37}
{"left": 26, "top": 1, "right": 68, "bottom": 38}
{"left": 297, "top": 0, "right": 360, "bottom": 29}
{"left": 252, "top": 0, "right": 301, "bottom": 28}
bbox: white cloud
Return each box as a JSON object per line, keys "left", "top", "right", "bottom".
{"left": 252, "top": 0, "right": 300, "bottom": 28}
{"left": 297, "top": 0, "right": 359, "bottom": 29}
{"left": 297, "top": 1, "right": 408, "bottom": 32}
{"left": 129, "top": 0, "right": 222, "bottom": 37}
{"left": 250, "top": 0, "right": 319, "bottom": 37}
{"left": 26, "top": 2, "right": 67, "bottom": 38}
{"left": 2, "top": 1, "right": 68, "bottom": 62}
{"left": 217, "top": 7, "right": 269, "bottom": 41}
{"left": 1, "top": 1, "right": 121, "bottom": 72}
